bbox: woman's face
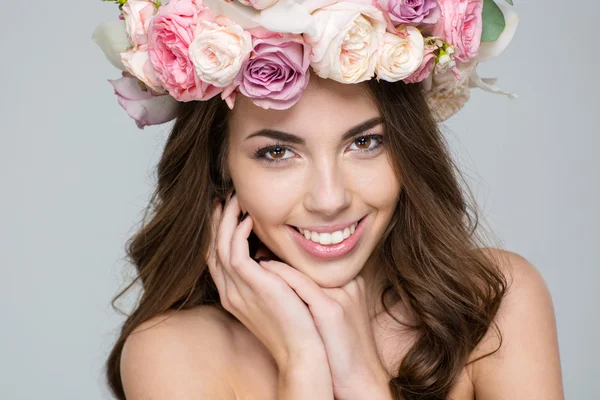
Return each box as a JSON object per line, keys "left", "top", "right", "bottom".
{"left": 227, "top": 74, "right": 402, "bottom": 288}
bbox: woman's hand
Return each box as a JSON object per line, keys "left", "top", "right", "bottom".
{"left": 261, "top": 260, "right": 392, "bottom": 400}
{"left": 205, "top": 192, "right": 331, "bottom": 374}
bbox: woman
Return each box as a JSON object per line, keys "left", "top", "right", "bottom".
{"left": 94, "top": 0, "right": 564, "bottom": 399}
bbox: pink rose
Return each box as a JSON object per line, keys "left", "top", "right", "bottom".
{"left": 430, "top": 0, "right": 483, "bottom": 63}
{"left": 403, "top": 38, "right": 437, "bottom": 83}
{"left": 235, "top": 32, "right": 311, "bottom": 110}
{"left": 108, "top": 72, "right": 179, "bottom": 129}
{"left": 147, "top": 0, "right": 223, "bottom": 102}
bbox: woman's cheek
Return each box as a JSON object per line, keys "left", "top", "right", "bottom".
{"left": 237, "top": 171, "right": 301, "bottom": 223}
{"left": 353, "top": 159, "right": 401, "bottom": 207}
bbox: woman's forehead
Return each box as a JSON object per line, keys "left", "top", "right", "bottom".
{"left": 229, "top": 75, "right": 381, "bottom": 141}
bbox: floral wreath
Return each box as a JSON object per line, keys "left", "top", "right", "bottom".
{"left": 93, "top": 0, "right": 519, "bottom": 129}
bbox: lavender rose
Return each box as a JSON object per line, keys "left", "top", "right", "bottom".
{"left": 235, "top": 33, "right": 311, "bottom": 110}
{"left": 108, "top": 72, "right": 179, "bottom": 129}
{"left": 379, "top": 0, "right": 441, "bottom": 26}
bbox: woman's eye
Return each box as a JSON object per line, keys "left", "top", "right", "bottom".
{"left": 265, "top": 146, "right": 292, "bottom": 161}
{"left": 348, "top": 134, "right": 384, "bottom": 153}
{"left": 254, "top": 144, "right": 294, "bottom": 164}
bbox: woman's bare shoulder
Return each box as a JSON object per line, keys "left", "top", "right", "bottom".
{"left": 120, "top": 305, "right": 240, "bottom": 399}
{"left": 468, "top": 248, "right": 564, "bottom": 399}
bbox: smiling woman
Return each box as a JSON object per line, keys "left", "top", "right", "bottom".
{"left": 104, "top": 69, "right": 564, "bottom": 400}
{"left": 93, "top": 0, "right": 564, "bottom": 399}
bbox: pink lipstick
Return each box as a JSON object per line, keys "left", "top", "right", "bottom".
{"left": 287, "top": 215, "right": 368, "bottom": 260}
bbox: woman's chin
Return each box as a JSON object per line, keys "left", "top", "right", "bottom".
{"left": 285, "top": 256, "right": 366, "bottom": 288}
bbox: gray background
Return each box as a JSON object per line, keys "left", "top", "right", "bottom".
{"left": 1, "top": 0, "right": 597, "bottom": 398}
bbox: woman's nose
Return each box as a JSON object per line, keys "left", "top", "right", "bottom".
{"left": 302, "top": 161, "right": 351, "bottom": 217}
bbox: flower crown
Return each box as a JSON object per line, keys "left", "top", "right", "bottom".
{"left": 93, "top": 0, "right": 519, "bottom": 129}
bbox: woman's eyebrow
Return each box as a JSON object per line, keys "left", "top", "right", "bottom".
{"left": 244, "top": 116, "right": 383, "bottom": 144}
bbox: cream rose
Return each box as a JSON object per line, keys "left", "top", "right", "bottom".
{"left": 122, "top": 0, "right": 158, "bottom": 48}
{"left": 189, "top": 16, "right": 253, "bottom": 88}
{"left": 304, "top": 2, "right": 386, "bottom": 84}
{"left": 121, "top": 48, "right": 165, "bottom": 93}
{"left": 376, "top": 26, "right": 424, "bottom": 82}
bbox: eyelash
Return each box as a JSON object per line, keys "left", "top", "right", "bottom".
{"left": 253, "top": 133, "right": 385, "bottom": 165}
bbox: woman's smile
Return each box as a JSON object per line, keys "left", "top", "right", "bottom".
{"left": 287, "top": 214, "right": 369, "bottom": 260}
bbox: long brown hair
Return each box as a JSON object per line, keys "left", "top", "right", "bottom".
{"left": 105, "top": 79, "right": 509, "bottom": 399}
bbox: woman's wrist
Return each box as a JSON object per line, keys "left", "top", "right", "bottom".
{"left": 275, "top": 342, "right": 328, "bottom": 372}
{"left": 278, "top": 358, "right": 334, "bottom": 400}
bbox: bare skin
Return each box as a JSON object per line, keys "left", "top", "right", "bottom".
{"left": 214, "top": 279, "right": 476, "bottom": 400}
{"left": 122, "top": 247, "right": 562, "bottom": 400}
{"left": 120, "top": 73, "right": 564, "bottom": 399}
{"left": 216, "top": 247, "right": 563, "bottom": 400}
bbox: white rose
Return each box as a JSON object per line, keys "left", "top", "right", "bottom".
{"left": 304, "top": 2, "right": 386, "bottom": 84}
{"left": 202, "top": 0, "right": 317, "bottom": 36}
{"left": 189, "top": 16, "right": 253, "bottom": 88}
{"left": 91, "top": 20, "right": 132, "bottom": 71}
{"left": 236, "top": 0, "right": 280, "bottom": 11}
{"left": 122, "top": 0, "right": 158, "bottom": 48}
{"left": 120, "top": 48, "right": 165, "bottom": 93}
{"left": 376, "top": 26, "right": 424, "bottom": 82}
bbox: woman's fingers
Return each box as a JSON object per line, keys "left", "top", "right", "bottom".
{"left": 212, "top": 191, "right": 287, "bottom": 308}
{"left": 201, "top": 193, "right": 330, "bottom": 370}
{"left": 229, "top": 211, "right": 272, "bottom": 291}
{"left": 262, "top": 261, "right": 333, "bottom": 310}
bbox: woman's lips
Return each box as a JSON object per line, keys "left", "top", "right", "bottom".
{"left": 287, "top": 215, "right": 367, "bottom": 260}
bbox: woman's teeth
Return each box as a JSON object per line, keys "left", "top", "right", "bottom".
{"left": 297, "top": 222, "right": 357, "bottom": 245}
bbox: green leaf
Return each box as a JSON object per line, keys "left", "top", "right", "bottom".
{"left": 481, "top": 0, "right": 506, "bottom": 42}
{"left": 505, "top": 0, "right": 514, "bottom": 5}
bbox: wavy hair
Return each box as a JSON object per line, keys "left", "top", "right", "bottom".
{"left": 105, "top": 79, "right": 508, "bottom": 400}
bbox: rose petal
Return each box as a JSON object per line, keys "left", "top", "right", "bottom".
{"left": 476, "top": 3, "right": 519, "bottom": 63}
{"left": 468, "top": 69, "right": 518, "bottom": 99}
{"left": 92, "top": 20, "right": 132, "bottom": 71}
{"left": 108, "top": 74, "right": 179, "bottom": 129}
{"left": 108, "top": 75, "right": 153, "bottom": 101}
